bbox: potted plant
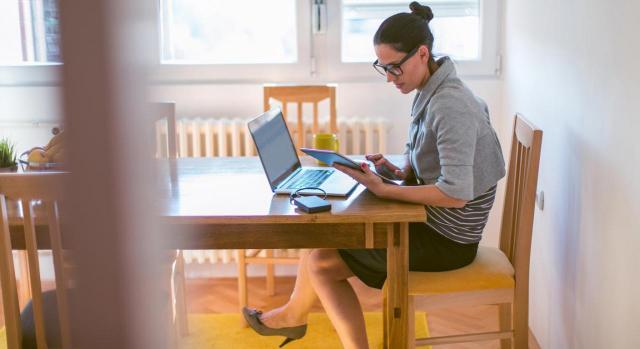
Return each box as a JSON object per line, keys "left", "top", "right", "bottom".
{"left": 0, "top": 137, "right": 18, "bottom": 172}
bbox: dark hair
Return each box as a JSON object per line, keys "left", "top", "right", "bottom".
{"left": 373, "top": 2, "right": 435, "bottom": 56}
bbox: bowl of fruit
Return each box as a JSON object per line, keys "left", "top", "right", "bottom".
{"left": 19, "top": 128, "right": 67, "bottom": 171}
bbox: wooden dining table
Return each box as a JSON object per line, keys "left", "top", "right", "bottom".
{"left": 157, "top": 156, "right": 426, "bottom": 348}
{"left": 6, "top": 156, "right": 427, "bottom": 348}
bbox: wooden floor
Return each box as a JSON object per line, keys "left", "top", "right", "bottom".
{"left": 2, "top": 276, "right": 540, "bottom": 348}
{"left": 188, "top": 276, "right": 504, "bottom": 349}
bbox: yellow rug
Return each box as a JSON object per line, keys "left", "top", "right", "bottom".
{"left": 1, "top": 312, "right": 431, "bottom": 348}
{"left": 180, "top": 312, "right": 430, "bottom": 349}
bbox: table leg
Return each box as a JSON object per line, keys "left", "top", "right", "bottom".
{"left": 237, "top": 249, "right": 248, "bottom": 327}
{"left": 385, "top": 222, "right": 409, "bottom": 349}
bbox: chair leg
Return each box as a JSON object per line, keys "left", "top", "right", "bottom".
{"left": 237, "top": 249, "right": 248, "bottom": 327}
{"left": 513, "top": 300, "right": 529, "bottom": 349}
{"left": 407, "top": 296, "right": 416, "bottom": 349}
{"left": 168, "top": 292, "right": 179, "bottom": 349}
{"left": 174, "top": 250, "right": 189, "bottom": 336}
{"left": 382, "top": 284, "right": 388, "bottom": 349}
{"left": 165, "top": 252, "right": 179, "bottom": 349}
{"left": 499, "top": 303, "right": 513, "bottom": 349}
{"left": 170, "top": 309, "right": 180, "bottom": 349}
{"left": 266, "top": 249, "right": 275, "bottom": 296}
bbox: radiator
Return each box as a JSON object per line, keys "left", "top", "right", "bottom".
{"left": 156, "top": 117, "right": 389, "bottom": 159}
{"left": 156, "top": 116, "right": 390, "bottom": 265}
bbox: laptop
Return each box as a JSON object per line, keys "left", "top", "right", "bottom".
{"left": 248, "top": 108, "right": 359, "bottom": 196}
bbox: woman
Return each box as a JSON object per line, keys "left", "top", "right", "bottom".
{"left": 243, "top": 2, "right": 506, "bottom": 348}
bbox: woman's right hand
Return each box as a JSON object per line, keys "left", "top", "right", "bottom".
{"left": 365, "top": 153, "right": 408, "bottom": 180}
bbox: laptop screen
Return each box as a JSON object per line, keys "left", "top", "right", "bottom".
{"left": 248, "top": 109, "right": 300, "bottom": 189}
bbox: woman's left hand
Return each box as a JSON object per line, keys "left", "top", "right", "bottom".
{"left": 333, "top": 162, "right": 385, "bottom": 196}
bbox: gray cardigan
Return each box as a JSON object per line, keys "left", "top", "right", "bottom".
{"left": 406, "top": 57, "right": 505, "bottom": 201}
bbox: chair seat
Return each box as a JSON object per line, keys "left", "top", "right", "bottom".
{"left": 409, "top": 246, "right": 515, "bottom": 295}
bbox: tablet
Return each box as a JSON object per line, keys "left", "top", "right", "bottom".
{"left": 300, "top": 148, "right": 398, "bottom": 185}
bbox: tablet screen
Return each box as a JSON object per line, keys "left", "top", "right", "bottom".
{"left": 300, "top": 148, "right": 398, "bottom": 185}
{"left": 299, "top": 148, "right": 360, "bottom": 169}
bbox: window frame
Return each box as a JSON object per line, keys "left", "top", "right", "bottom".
{"left": 0, "top": 63, "right": 60, "bottom": 87}
{"left": 0, "top": 0, "right": 502, "bottom": 87}
{"left": 0, "top": 0, "right": 61, "bottom": 86}
{"left": 323, "top": 0, "right": 502, "bottom": 80}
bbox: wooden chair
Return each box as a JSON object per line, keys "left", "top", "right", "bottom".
{"left": 263, "top": 84, "right": 337, "bottom": 149}
{"left": 235, "top": 85, "right": 338, "bottom": 324}
{"left": 153, "top": 101, "right": 178, "bottom": 160}
{"left": 0, "top": 172, "right": 72, "bottom": 349}
{"left": 384, "top": 114, "right": 543, "bottom": 348}
{"left": 153, "top": 101, "right": 189, "bottom": 337}
{"left": 15, "top": 127, "right": 66, "bottom": 310}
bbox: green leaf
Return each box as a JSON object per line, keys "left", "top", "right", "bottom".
{"left": 0, "top": 137, "right": 18, "bottom": 168}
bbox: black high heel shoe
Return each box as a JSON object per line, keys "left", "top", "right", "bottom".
{"left": 242, "top": 307, "right": 307, "bottom": 348}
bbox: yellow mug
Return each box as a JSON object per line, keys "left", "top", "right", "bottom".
{"left": 312, "top": 133, "right": 340, "bottom": 165}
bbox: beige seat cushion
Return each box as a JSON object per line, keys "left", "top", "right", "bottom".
{"left": 408, "top": 246, "right": 515, "bottom": 295}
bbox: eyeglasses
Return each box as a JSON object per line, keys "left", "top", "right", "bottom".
{"left": 372, "top": 47, "right": 419, "bottom": 77}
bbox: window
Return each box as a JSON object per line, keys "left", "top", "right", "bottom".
{"left": 160, "top": 0, "right": 298, "bottom": 64}
{"left": 0, "top": 0, "right": 61, "bottom": 65}
{"left": 2, "top": 0, "right": 500, "bottom": 85}
{"left": 157, "top": 0, "right": 500, "bottom": 82}
{"left": 341, "top": 0, "right": 480, "bottom": 63}
{"left": 155, "top": 0, "right": 312, "bottom": 82}
{"left": 326, "top": 0, "right": 500, "bottom": 79}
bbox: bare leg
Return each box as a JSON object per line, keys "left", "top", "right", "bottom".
{"left": 308, "top": 249, "right": 369, "bottom": 349}
{"left": 259, "top": 249, "right": 318, "bottom": 328}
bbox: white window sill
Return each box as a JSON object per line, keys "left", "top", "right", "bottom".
{"left": 0, "top": 64, "right": 61, "bottom": 86}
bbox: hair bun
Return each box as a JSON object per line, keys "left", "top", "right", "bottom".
{"left": 409, "top": 2, "right": 434, "bottom": 22}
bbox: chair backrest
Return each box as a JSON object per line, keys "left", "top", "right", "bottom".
{"left": 0, "top": 172, "right": 72, "bottom": 349}
{"left": 153, "top": 102, "right": 178, "bottom": 159}
{"left": 263, "top": 85, "right": 337, "bottom": 149}
{"left": 499, "top": 114, "right": 543, "bottom": 279}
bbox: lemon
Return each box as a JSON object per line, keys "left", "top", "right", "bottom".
{"left": 28, "top": 149, "right": 49, "bottom": 164}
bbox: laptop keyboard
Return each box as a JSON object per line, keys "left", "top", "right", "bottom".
{"left": 284, "top": 169, "right": 332, "bottom": 189}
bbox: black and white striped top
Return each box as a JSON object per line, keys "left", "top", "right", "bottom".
{"left": 426, "top": 185, "right": 497, "bottom": 244}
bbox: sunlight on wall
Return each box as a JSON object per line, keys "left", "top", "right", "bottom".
{"left": 503, "top": 1, "right": 640, "bottom": 348}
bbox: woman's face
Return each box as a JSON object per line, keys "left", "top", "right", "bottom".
{"left": 374, "top": 44, "right": 430, "bottom": 94}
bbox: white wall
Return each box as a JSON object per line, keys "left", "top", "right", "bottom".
{"left": 502, "top": 1, "right": 640, "bottom": 348}
{"left": 148, "top": 79, "right": 505, "bottom": 154}
{"left": 1, "top": 81, "right": 503, "bottom": 149}
{"left": 0, "top": 86, "right": 62, "bottom": 157}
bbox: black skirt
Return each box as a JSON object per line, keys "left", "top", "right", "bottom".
{"left": 338, "top": 222, "right": 479, "bottom": 289}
